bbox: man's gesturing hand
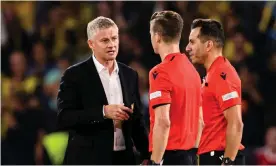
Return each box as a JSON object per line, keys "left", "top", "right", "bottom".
{"left": 104, "top": 104, "right": 133, "bottom": 120}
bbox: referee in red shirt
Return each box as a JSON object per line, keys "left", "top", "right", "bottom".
{"left": 186, "top": 19, "right": 245, "bottom": 165}
{"left": 147, "top": 11, "right": 203, "bottom": 165}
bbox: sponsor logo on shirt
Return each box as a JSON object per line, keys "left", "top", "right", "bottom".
{"left": 222, "top": 91, "right": 238, "bottom": 101}
{"left": 150, "top": 91, "right": 161, "bottom": 100}
{"left": 220, "top": 72, "right": 227, "bottom": 80}
{"left": 152, "top": 71, "right": 159, "bottom": 80}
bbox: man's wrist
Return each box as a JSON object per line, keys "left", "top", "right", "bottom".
{"left": 150, "top": 156, "right": 163, "bottom": 165}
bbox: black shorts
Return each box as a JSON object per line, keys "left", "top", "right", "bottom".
{"left": 199, "top": 150, "right": 245, "bottom": 165}
{"left": 155, "top": 148, "right": 198, "bottom": 165}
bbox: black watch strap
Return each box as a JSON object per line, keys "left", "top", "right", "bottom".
{"left": 148, "top": 160, "right": 163, "bottom": 165}
{"left": 222, "top": 157, "right": 234, "bottom": 165}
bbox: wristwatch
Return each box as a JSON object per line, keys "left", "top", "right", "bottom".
{"left": 148, "top": 160, "right": 163, "bottom": 165}
{"left": 150, "top": 160, "right": 160, "bottom": 165}
{"left": 221, "top": 157, "right": 234, "bottom": 165}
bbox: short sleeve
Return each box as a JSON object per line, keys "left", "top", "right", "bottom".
{"left": 214, "top": 72, "right": 241, "bottom": 111}
{"left": 149, "top": 67, "right": 172, "bottom": 109}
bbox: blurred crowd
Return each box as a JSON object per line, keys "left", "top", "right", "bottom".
{"left": 1, "top": 1, "right": 276, "bottom": 165}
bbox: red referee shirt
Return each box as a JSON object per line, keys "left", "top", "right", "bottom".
{"left": 148, "top": 53, "right": 202, "bottom": 152}
{"left": 198, "top": 56, "right": 244, "bottom": 154}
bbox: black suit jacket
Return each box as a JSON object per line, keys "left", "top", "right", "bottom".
{"left": 57, "top": 57, "right": 149, "bottom": 165}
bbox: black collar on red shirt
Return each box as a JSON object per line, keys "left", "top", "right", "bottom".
{"left": 163, "top": 52, "right": 182, "bottom": 63}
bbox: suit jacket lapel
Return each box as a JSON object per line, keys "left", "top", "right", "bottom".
{"left": 86, "top": 56, "right": 108, "bottom": 105}
{"left": 118, "top": 64, "right": 130, "bottom": 108}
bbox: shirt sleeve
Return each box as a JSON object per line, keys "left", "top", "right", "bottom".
{"left": 214, "top": 73, "right": 241, "bottom": 111}
{"left": 149, "top": 67, "right": 172, "bottom": 109}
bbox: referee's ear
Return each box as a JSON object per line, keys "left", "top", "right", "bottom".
{"left": 155, "top": 32, "right": 162, "bottom": 44}
{"left": 206, "top": 40, "right": 214, "bottom": 52}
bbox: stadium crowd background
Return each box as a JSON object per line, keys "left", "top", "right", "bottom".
{"left": 1, "top": 1, "right": 276, "bottom": 165}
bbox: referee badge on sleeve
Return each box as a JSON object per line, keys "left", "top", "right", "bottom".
{"left": 150, "top": 91, "right": 162, "bottom": 100}
{"left": 222, "top": 91, "right": 238, "bottom": 101}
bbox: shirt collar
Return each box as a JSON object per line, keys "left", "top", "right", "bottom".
{"left": 92, "top": 55, "right": 119, "bottom": 74}
{"left": 114, "top": 60, "right": 119, "bottom": 74}
{"left": 207, "top": 56, "right": 225, "bottom": 72}
{"left": 163, "top": 52, "right": 182, "bottom": 63}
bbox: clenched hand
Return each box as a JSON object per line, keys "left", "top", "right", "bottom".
{"left": 104, "top": 104, "right": 133, "bottom": 120}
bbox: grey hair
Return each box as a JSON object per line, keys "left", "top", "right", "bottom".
{"left": 87, "top": 16, "right": 118, "bottom": 40}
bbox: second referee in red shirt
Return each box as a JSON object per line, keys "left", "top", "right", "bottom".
{"left": 186, "top": 19, "right": 245, "bottom": 165}
{"left": 147, "top": 11, "right": 203, "bottom": 165}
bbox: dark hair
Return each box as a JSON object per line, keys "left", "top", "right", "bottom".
{"left": 191, "top": 19, "right": 225, "bottom": 48}
{"left": 150, "top": 11, "right": 183, "bottom": 43}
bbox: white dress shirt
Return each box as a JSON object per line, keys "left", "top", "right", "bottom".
{"left": 92, "top": 55, "right": 126, "bottom": 151}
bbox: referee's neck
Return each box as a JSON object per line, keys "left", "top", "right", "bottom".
{"left": 159, "top": 44, "right": 180, "bottom": 61}
{"left": 204, "top": 50, "right": 223, "bottom": 71}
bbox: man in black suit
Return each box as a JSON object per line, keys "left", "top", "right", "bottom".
{"left": 57, "top": 16, "right": 149, "bottom": 165}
